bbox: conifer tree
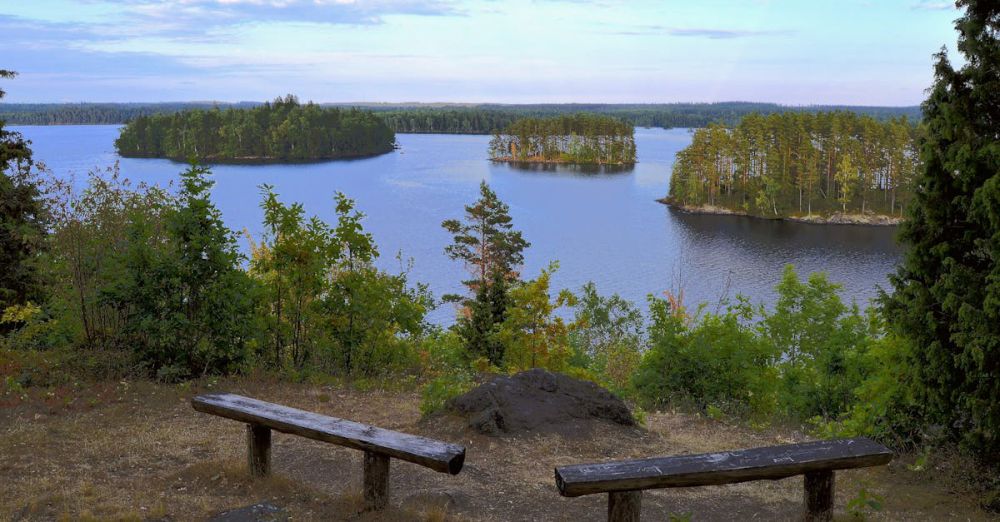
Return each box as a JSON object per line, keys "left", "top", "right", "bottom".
{"left": 0, "top": 70, "right": 48, "bottom": 320}
{"left": 882, "top": 0, "right": 1000, "bottom": 462}
{"left": 443, "top": 181, "right": 529, "bottom": 364}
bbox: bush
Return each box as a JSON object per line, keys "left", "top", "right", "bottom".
{"left": 419, "top": 374, "right": 473, "bottom": 416}
{"left": 107, "top": 164, "right": 260, "bottom": 380}
{"left": 634, "top": 295, "right": 778, "bottom": 419}
{"left": 634, "top": 266, "right": 880, "bottom": 424}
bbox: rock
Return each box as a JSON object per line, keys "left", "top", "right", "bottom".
{"left": 208, "top": 502, "right": 288, "bottom": 522}
{"left": 446, "top": 369, "right": 636, "bottom": 436}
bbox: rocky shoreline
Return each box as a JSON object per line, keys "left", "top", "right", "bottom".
{"left": 657, "top": 199, "right": 903, "bottom": 226}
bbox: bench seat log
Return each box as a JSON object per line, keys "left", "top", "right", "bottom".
{"left": 555, "top": 437, "right": 891, "bottom": 497}
{"left": 192, "top": 393, "right": 465, "bottom": 475}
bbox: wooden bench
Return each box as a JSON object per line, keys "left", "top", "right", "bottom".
{"left": 191, "top": 393, "right": 465, "bottom": 512}
{"left": 555, "top": 437, "right": 892, "bottom": 522}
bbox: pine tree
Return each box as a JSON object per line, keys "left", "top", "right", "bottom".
{"left": 881, "top": 0, "right": 1000, "bottom": 462}
{"left": 443, "top": 181, "right": 529, "bottom": 364}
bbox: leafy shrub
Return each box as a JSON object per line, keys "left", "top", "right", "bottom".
{"left": 569, "top": 282, "right": 644, "bottom": 394}
{"left": 419, "top": 374, "right": 473, "bottom": 416}
{"left": 634, "top": 266, "right": 880, "bottom": 424}
{"left": 634, "top": 294, "right": 778, "bottom": 419}
{"left": 107, "top": 164, "right": 260, "bottom": 380}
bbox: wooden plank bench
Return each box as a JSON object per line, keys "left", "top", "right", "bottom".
{"left": 555, "top": 437, "right": 892, "bottom": 522}
{"left": 192, "top": 393, "right": 466, "bottom": 512}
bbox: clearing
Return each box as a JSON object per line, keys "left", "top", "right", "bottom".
{"left": 0, "top": 377, "right": 993, "bottom": 521}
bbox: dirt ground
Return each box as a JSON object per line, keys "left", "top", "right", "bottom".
{"left": 0, "top": 377, "right": 994, "bottom": 521}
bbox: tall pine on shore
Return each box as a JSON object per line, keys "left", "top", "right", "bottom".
{"left": 882, "top": 0, "right": 1000, "bottom": 462}
{"left": 442, "top": 181, "right": 529, "bottom": 365}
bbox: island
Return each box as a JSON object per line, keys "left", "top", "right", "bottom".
{"left": 114, "top": 95, "right": 396, "bottom": 163}
{"left": 488, "top": 114, "right": 636, "bottom": 165}
{"left": 661, "top": 111, "right": 920, "bottom": 224}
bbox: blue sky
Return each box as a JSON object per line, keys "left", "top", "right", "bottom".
{"left": 1, "top": 0, "right": 961, "bottom": 104}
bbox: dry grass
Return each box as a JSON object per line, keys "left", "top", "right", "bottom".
{"left": 0, "top": 377, "right": 994, "bottom": 521}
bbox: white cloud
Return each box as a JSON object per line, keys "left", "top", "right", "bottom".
{"left": 911, "top": 1, "right": 954, "bottom": 11}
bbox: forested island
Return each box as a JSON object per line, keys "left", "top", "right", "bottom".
{"left": 3, "top": 101, "right": 921, "bottom": 133}
{"left": 114, "top": 96, "right": 395, "bottom": 163}
{"left": 488, "top": 114, "right": 636, "bottom": 165}
{"left": 664, "top": 111, "right": 920, "bottom": 224}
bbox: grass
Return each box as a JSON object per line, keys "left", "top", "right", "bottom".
{"left": 0, "top": 376, "right": 994, "bottom": 521}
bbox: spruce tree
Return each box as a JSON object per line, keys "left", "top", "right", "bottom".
{"left": 882, "top": 0, "right": 1000, "bottom": 462}
{"left": 0, "top": 70, "right": 48, "bottom": 320}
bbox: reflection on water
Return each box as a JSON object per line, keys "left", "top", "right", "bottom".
{"left": 16, "top": 125, "right": 904, "bottom": 324}
{"left": 669, "top": 208, "right": 901, "bottom": 254}
{"left": 496, "top": 161, "right": 635, "bottom": 175}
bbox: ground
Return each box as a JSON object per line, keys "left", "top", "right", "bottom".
{"left": 0, "top": 377, "right": 994, "bottom": 521}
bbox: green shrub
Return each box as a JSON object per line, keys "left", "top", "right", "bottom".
{"left": 633, "top": 295, "right": 778, "bottom": 419}
{"left": 419, "top": 375, "right": 473, "bottom": 416}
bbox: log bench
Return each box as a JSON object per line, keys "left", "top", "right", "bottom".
{"left": 191, "top": 393, "right": 465, "bottom": 512}
{"left": 554, "top": 437, "right": 892, "bottom": 522}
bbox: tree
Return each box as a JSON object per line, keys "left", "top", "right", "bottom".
{"left": 443, "top": 181, "right": 529, "bottom": 364}
{"left": 0, "top": 69, "right": 48, "bottom": 325}
{"left": 497, "top": 263, "right": 576, "bottom": 371}
{"left": 46, "top": 165, "right": 175, "bottom": 349}
{"left": 569, "top": 282, "right": 644, "bottom": 390}
{"left": 110, "top": 164, "right": 259, "bottom": 380}
{"left": 249, "top": 188, "right": 432, "bottom": 374}
{"left": 881, "top": 0, "right": 1000, "bottom": 463}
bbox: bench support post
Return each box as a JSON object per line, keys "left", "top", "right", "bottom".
{"left": 363, "top": 450, "right": 390, "bottom": 511}
{"left": 803, "top": 470, "right": 835, "bottom": 522}
{"left": 608, "top": 490, "right": 641, "bottom": 522}
{"left": 246, "top": 423, "right": 271, "bottom": 478}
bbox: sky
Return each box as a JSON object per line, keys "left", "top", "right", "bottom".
{"left": 0, "top": 0, "right": 963, "bottom": 105}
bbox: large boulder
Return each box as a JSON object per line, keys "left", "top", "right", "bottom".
{"left": 446, "top": 368, "right": 636, "bottom": 436}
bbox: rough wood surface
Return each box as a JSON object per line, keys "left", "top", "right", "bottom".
{"left": 364, "top": 450, "right": 390, "bottom": 511}
{"left": 246, "top": 423, "right": 271, "bottom": 477}
{"left": 192, "top": 393, "right": 465, "bottom": 474}
{"left": 607, "top": 490, "right": 641, "bottom": 522}
{"left": 803, "top": 470, "right": 835, "bottom": 522}
{"left": 555, "top": 437, "right": 891, "bottom": 497}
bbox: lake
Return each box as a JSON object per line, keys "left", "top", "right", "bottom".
{"left": 15, "top": 125, "right": 903, "bottom": 324}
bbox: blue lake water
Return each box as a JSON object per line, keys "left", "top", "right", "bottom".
{"left": 15, "top": 125, "right": 903, "bottom": 324}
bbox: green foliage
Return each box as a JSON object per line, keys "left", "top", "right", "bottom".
{"left": 668, "top": 112, "right": 920, "bottom": 218}
{"left": 765, "top": 266, "right": 872, "bottom": 420}
{"left": 420, "top": 374, "right": 473, "bottom": 416}
{"left": 45, "top": 165, "right": 176, "bottom": 350}
{"left": 114, "top": 95, "right": 395, "bottom": 162}
{"left": 0, "top": 70, "right": 48, "bottom": 322}
{"left": 443, "top": 181, "right": 529, "bottom": 366}
{"left": 0, "top": 303, "right": 68, "bottom": 352}
{"left": 489, "top": 114, "right": 635, "bottom": 165}
{"left": 107, "top": 164, "right": 259, "bottom": 380}
{"left": 634, "top": 266, "right": 876, "bottom": 423}
{"left": 250, "top": 187, "right": 432, "bottom": 375}
{"left": 846, "top": 485, "right": 885, "bottom": 520}
{"left": 569, "top": 282, "right": 644, "bottom": 393}
{"left": 634, "top": 294, "right": 778, "bottom": 418}
{"left": 880, "top": 1, "right": 1000, "bottom": 464}
{"left": 3, "top": 101, "right": 921, "bottom": 129}
{"left": 498, "top": 262, "right": 576, "bottom": 371}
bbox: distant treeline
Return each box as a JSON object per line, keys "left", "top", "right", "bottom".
{"left": 0, "top": 102, "right": 259, "bottom": 125}
{"left": 114, "top": 96, "right": 396, "bottom": 162}
{"left": 488, "top": 114, "right": 636, "bottom": 165}
{"left": 2, "top": 101, "right": 922, "bottom": 133}
{"left": 667, "top": 111, "right": 921, "bottom": 218}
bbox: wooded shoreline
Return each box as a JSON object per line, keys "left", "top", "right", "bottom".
{"left": 118, "top": 148, "right": 396, "bottom": 165}
{"left": 658, "top": 198, "right": 903, "bottom": 226}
